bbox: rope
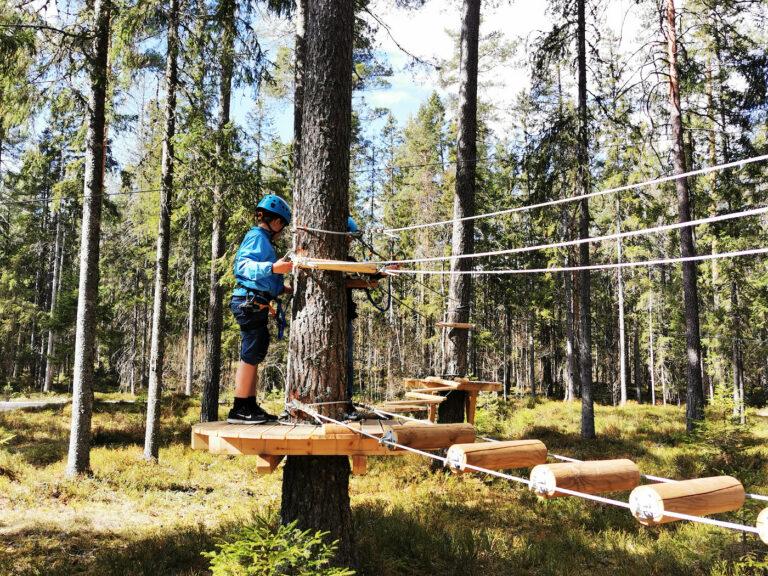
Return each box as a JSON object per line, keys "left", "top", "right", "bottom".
{"left": 362, "top": 205, "right": 768, "bottom": 266}
{"left": 302, "top": 402, "right": 761, "bottom": 536}
{"left": 381, "top": 153, "right": 768, "bottom": 234}
{"left": 384, "top": 247, "right": 768, "bottom": 276}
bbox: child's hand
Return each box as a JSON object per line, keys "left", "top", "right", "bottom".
{"left": 272, "top": 258, "right": 294, "bottom": 275}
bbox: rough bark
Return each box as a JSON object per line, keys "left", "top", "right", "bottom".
{"left": 280, "top": 0, "right": 355, "bottom": 566}
{"left": 664, "top": 0, "right": 705, "bottom": 431}
{"left": 65, "top": 0, "right": 111, "bottom": 477}
{"left": 144, "top": 0, "right": 179, "bottom": 461}
{"left": 443, "top": 0, "right": 480, "bottom": 382}
{"left": 201, "top": 0, "right": 235, "bottom": 422}
{"left": 577, "top": 0, "right": 594, "bottom": 439}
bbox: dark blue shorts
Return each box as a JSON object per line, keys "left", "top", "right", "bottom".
{"left": 230, "top": 296, "right": 271, "bottom": 365}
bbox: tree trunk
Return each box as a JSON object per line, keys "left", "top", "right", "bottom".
{"left": 44, "top": 213, "right": 63, "bottom": 393}
{"left": 634, "top": 326, "right": 642, "bottom": 403}
{"left": 664, "top": 0, "right": 705, "bottom": 431}
{"left": 443, "top": 0, "right": 480, "bottom": 381}
{"left": 280, "top": 0, "right": 355, "bottom": 566}
{"left": 185, "top": 203, "right": 198, "bottom": 397}
{"left": 577, "top": 0, "right": 594, "bottom": 439}
{"left": 144, "top": 0, "right": 179, "bottom": 460}
{"left": 564, "top": 263, "right": 576, "bottom": 401}
{"left": 617, "top": 213, "right": 627, "bottom": 405}
{"left": 731, "top": 279, "right": 745, "bottom": 424}
{"left": 201, "top": 0, "right": 235, "bottom": 422}
{"left": 648, "top": 284, "right": 656, "bottom": 405}
{"left": 66, "top": 0, "right": 111, "bottom": 477}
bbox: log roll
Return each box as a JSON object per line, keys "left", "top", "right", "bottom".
{"left": 629, "top": 476, "right": 745, "bottom": 526}
{"left": 446, "top": 440, "right": 547, "bottom": 473}
{"left": 530, "top": 459, "right": 640, "bottom": 498}
{"left": 382, "top": 423, "right": 475, "bottom": 450}
{"left": 756, "top": 508, "right": 768, "bottom": 544}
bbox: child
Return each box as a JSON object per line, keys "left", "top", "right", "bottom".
{"left": 227, "top": 194, "right": 293, "bottom": 424}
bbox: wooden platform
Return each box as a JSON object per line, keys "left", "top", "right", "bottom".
{"left": 401, "top": 376, "right": 503, "bottom": 424}
{"left": 191, "top": 419, "right": 475, "bottom": 474}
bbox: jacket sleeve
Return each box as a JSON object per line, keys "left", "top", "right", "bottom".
{"left": 234, "top": 232, "right": 274, "bottom": 282}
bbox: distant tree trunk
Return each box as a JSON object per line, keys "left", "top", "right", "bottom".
{"left": 648, "top": 285, "right": 656, "bottom": 405}
{"left": 201, "top": 0, "right": 235, "bottom": 423}
{"left": 528, "top": 321, "right": 535, "bottom": 397}
{"left": 185, "top": 203, "right": 198, "bottom": 397}
{"left": 564, "top": 263, "right": 576, "bottom": 401}
{"left": 144, "top": 0, "right": 179, "bottom": 461}
{"left": 44, "top": 213, "right": 63, "bottom": 393}
{"left": 634, "top": 326, "right": 642, "bottom": 403}
{"left": 617, "top": 217, "right": 627, "bottom": 405}
{"left": 731, "top": 280, "right": 745, "bottom": 423}
{"left": 577, "top": 0, "right": 594, "bottom": 439}
{"left": 280, "top": 0, "right": 355, "bottom": 566}
{"left": 66, "top": 0, "right": 111, "bottom": 477}
{"left": 664, "top": 0, "right": 705, "bottom": 431}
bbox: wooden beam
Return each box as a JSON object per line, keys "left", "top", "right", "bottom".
{"left": 446, "top": 440, "right": 547, "bottom": 473}
{"left": 436, "top": 322, "right": 476, "bottom": 330}
{"left": 375, "top": 403, "right": 429, "bottom": 413}
{"left": 465, "top": 391, "right": 478, "bottom": 425}
{"left": 405, "top": 391, "right": 447, "bottom": 403}
{"left": 295, "top": 258, "right": 380, "bottom": 275}
{"left": 351, "top": 455, "right": 367, "bottom": 475}
{"left": 530, "top": 459, "right": 640, "bottom": 498}
{"left": 428, "top": 404, "right": 437, "bottom": 423}
{"left": 629, "top": 476, "right": 745, "bottom": 525}
{"left": 255, "top": 454, "right": 284, "bottom": 474}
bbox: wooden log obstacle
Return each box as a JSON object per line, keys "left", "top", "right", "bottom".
{"left": 446, "top": 440, "right": 547, "bottom": 473}
{"left": 530, "top": 459, "right": 641, "bottom": 498}
{"left": 629, "top": 476, "right": 745, "bottom": 525}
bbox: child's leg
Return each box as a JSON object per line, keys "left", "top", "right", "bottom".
{"left": 234, "top": 361, "right": 258, "bottom": 398}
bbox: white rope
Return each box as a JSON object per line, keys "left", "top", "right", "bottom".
{"left": 382, "top": 153, "right": 768, "bottom": 234}
{"left": 363, "top": 205, "right": 768, "bottom": 266}
{"left": 384, "top": 247, "right": 768, "bottom": 276}
{"left": 301, "top": 403, "right": 760, "bottom": 536}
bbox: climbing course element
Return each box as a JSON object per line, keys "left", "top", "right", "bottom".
{"left": 381, "top": 423, "right": 475, "bottom": 449}
{"left": 190, "top": 419, "right": 476, "bottom": 474}
{"left": 436, "top": 321, "right": 476, "bottom": 330}
{"left": 446, "top": 439, "right": 547, "bottom": 473}
{"left": 629, "top": 476, "right": 746, "bottom": 525}
{"left": 756, "top": 509, "right": 768, "bottom": 544}
{"left": 292, "top": 255, "right": 381, "bottom": 274}
{"left": 530, "top": 459, "right": 641, "bottom": 498}
{"left": 401, "top": 376, "right": 502, "bottom": 424}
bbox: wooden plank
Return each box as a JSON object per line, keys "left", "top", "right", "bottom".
{"left": 375, "top": 404, "right": 428, "bottom": 413}
{"left": 351, "top": 455, "right": 367, "bottom": 475}
{"left": 428, "top": 404, "right": 437, "bottom": 423}
{"left": 295, "top": 258, "right": 380, "bottom": 274}
{"left": 255, "top": 454, "right": 284, "bottom": 474}
{"left": 436, "top": 321, "right": 476, "bottom": 330}
{"left": 208, "top": 434, "right": 243, "bottom": 455}
{"left": 404, "top": 392, "right": 446, "bottom": 403}
{"left": 453, "top": 379, "right": 503, "bottom": 392}
{"left": 404, "top": 377, "right": 460, "bottom": 390}
{"left": 410, "top": 386, "right": 455, "bottom": 394}
{"left": 191, "top": 430, "right": 209, "bottom": 450}
{"left": 629, "top": 476, "right": 745, "bottom": 525}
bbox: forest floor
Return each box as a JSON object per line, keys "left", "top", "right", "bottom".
{"left": 1, "top": 391, "right": 767, "bottom": 575}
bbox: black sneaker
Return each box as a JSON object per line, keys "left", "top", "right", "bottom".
{"left": 253, "top": 404, "right": 278, "bottom": 422}
{"left": 227, "top": 404, "right": 267, "bottom": 425}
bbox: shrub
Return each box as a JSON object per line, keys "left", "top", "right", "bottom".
{"left": 203, "top": 518, "right": 355, "bottom": 576}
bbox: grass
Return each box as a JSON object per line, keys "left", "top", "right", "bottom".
{"left": 2, "top": 392, "right": 768, "bottom": 575}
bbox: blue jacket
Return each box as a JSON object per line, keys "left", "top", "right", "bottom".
{"left": 232, "top": 227, "right": 284, "bottom": 298}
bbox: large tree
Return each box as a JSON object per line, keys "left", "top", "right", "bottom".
{"left": 440, "top": 0, "right": 481, "bottom": 423}
{"left": 663, "top": 0, "right": 705, "bottom": 431}
{"left": 65, "top": 0, "right": 111, "bottom": 477}
{"left": 200, "top": 0, "right": 236, "bottom": 423}
{"left": 280, "top": 0, "right": 355, "bottom": 566}
{"left": 144, "top": 0, "right": 180, "bottom": 460}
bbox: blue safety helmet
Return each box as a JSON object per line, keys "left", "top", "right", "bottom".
{"left": 347, "top": 216, "right": 359, "bottom": 233}
{"left": 257, "top": 194, "right": 292, "bottom": 225}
